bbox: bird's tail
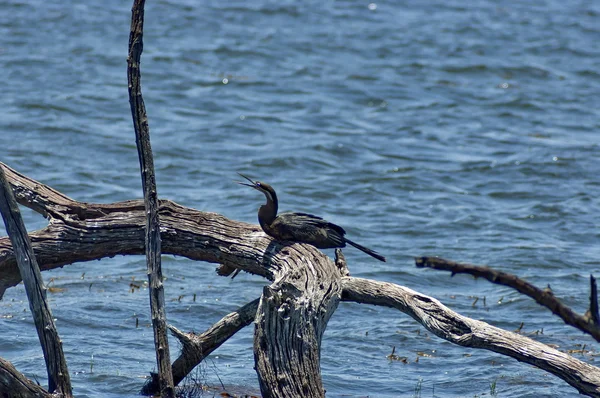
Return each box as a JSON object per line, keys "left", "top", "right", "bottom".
{"left": 344, "top": 238, "right": 386, "bottom": 262}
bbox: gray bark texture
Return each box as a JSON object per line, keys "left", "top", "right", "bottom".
{"left": 0, "top": 165, "right": 72, "bottom": 397}
{"left": 127, "top": 0, "right": 174, "bottom": 395}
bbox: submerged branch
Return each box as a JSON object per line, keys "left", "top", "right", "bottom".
{"left": 141, "top": 298, "right": 259, "bottom": 395}
{"left": 342, "top": 277, "right": 600, "bottom": 397}
{"left": 416, "top": 256, "right": 600, "bottom": 342}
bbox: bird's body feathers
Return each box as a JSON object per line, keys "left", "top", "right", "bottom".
{"left": 264, "top": 212, "right": 346, "bottom": 248}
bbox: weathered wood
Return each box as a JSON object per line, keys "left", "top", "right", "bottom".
{"left": 3, "top": 163, "right": 600, "bottom": 397}
{"left": 335, "top": 248, "right": 350, "bottom": 276}
{"left": 254, "top": 258, "right": 342, "bottom": 398}
{"left": 416, "top": 256, "right": 600, "bottom": 342}
{"left": 141, "top": 298, "right": 260, "bottom": 395}
{"left": 0, "top": 161, "right": 272, "bottom": 298}
{"left": 0, "top": 162, "right": 338, "bottom": 397}
{"left": 145, "top": 274, "right": 600, "bottom": 398}
{"left": 0, "top": 358, "right": 51, "bottom": 398}
{"left": 0, "top": 165, "right": 72, "bottom": 397}
{"left": 127, "top": 0, "right": 174, "bottom": 395}
{"left": 342, "top": 277, "right": 600, "bottom": 397}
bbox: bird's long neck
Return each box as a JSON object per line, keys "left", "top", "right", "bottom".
{"left": 258, "top": 190, "right": 278, "bottom": 228}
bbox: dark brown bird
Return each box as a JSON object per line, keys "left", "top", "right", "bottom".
{"left": 237, "top": 173, "right": 386, "bottom": 262}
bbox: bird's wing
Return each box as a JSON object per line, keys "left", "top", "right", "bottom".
{"left": 282, "top": 212, "right": 347, "bottom": 235}
{"left": 274, "top": 212, "right": 346, "bottom": 247}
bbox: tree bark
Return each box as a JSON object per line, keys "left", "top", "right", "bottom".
{"left": 127, "top": 0, "right": 174, "bottom": 395}
{"left": 0, "top": 161, "right": 272, "bottom": 299}
{"left": 254, "top": 265, "right": 342, "bottom": 397}
{"left": 0, "top": 165, "right": 72, "bottom": 397}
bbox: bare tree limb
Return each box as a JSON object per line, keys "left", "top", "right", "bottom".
{"left": 416, "top": 256, "right": 600, "bottom": 342}
{"left": 0, "top": 161, "right": 273, "bottom": 299}
{"left": 145, "top": 274, "right": 600, "bottom": 397}
{"left": 141, "top": 298, "right": 260, "bottom": 395}
{"left": 0, "top": 161, "right": 339, "bottom": 397}
{"left": 127, "top": 0, "right": 174, "bottom": 395}
{"left": 341, "top": 277, "right": 600, "bottom": 397}
{"left": 0, "top": 165, "right": 72, "bottom": 397}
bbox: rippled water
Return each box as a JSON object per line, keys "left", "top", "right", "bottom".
{"left": 1, "top": 0, "right": 599, "bottom": 396}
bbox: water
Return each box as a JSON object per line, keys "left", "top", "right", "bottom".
{"left": 1, "top": 0, "right": 599, "bottom": 396}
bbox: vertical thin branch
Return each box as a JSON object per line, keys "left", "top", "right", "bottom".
{"left": 0, "top": 165, "right": 72, "bottom": 397}
{"left": 589, "top": 275, "right": 599, "bottom": 325}
{"left": 127, "top": 0, "right": 174, "bottom": 396}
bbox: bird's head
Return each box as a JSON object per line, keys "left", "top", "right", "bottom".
{"left": 237, "top": 173, "right": 277, "bottom": 203}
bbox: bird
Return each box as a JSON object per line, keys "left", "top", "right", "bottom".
{"left": 237, "top": 173, "right": 386, "bottom": 262}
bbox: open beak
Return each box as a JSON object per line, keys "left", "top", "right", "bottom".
{"left": 236, "top": 172, "right": 258, "bottom": 189}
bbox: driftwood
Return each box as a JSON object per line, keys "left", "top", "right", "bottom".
{"left": 127, "top": 0, "right": 174, "bottom": 395}
{"left": 0, "top": 162, "right": 338, "bottom": 397}
{"left": 416, "top": 257, "right": 600, "bottom": 342}
{"left": 2, "top": 162, "right": 600, "bottom": 397}
{"left": 0, "top": 165, "right": 72, "bottom": 397}
{"left": 342, "top": 278, "right": 600, "bottom": 397}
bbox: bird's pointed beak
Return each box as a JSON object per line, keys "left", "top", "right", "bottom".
{"left": 236, "top": 172, "right": 258, "bottom": 189}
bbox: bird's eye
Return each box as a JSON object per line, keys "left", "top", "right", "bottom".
{"left": 256, "top": 182, "right": 261, "bottom": 186}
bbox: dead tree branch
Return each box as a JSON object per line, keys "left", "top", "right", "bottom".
{"left": 416, "top": 256, "right": 600, "bottom": 342}
{"left": 586, "top": 275, "right": 600, "bottom": 326}
{"left": 0, "top": 165, "right": 72, "bottom": 397}
{"left": 341, "top": 277, "right": 600, "bottom": 397}
{"left": 143, "top": 274, "right": 600, "bottom": 398}
{"left": 127, "top": 0, "right": 174, "bottom": 395}
{"left": 0, "top": 161, "right": 340, "bottom": 397}
{"left": 335, "top": 248, "right": 350, "bottom": 276}
{"left": 141, "top": 298, "right": 260, "bottom": 395}
{"left": 0, "top": 161, "right": 273, "bottom": 299}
